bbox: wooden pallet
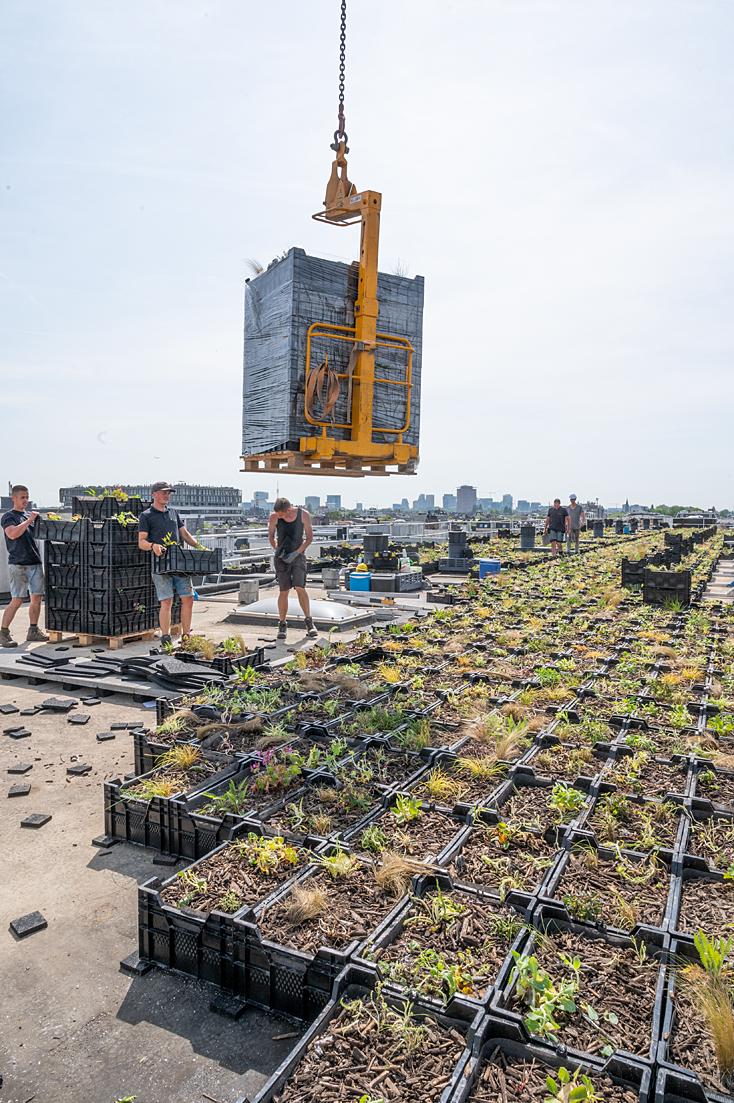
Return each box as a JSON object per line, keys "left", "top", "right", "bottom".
{"left": 47, "top": 625, "right": 181, "bottom": 650}
{"left": 241, "top": 451, "right": 416, "bottom": 477}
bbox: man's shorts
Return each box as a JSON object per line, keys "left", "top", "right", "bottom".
{"left": 9, "top": 563, "right": 44, "bottom": 599}
{"left": 152, "top": 573, "right": 194, "bottom": 601}
{"left": 548, "top": 529, "right": 566, "bottom": 543}
{"left": 274, "top": 553, "right": 308, "bottom": 592}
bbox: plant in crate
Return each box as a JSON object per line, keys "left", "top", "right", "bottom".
{"left": 545, "top": 1066, "right": 600, "bottom": 1103}
{"left": 680, "top": 930, "right": 734, "bottom": 1089}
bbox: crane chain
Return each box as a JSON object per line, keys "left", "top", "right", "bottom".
{"left": 331, "top": 0, "right": 349, "bottom": 152}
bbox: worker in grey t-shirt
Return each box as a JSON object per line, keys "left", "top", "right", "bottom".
{"left": 566, "top": 495, "right": 586, "bottom": 554}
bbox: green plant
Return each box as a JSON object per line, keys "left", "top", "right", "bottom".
{"left": 405, "top": 885, "right": 466, "bottom": 930}
{"left": 545, "top": 1066, "right": 600, "bottom": 1103}
{"left": 510, "top": 950, "right": 579, "bottom": 1039}
{"left": 562, "top": 893, "right": 603, "bottom": 923}
{"left": 314, "top": 848, "right": 358, "bottom": 879}
{"left": 549, "top": 783, "right": 587, "bottom": 820}
{"left": 176, "top": 868, "right": 208, "bottom": 906}
{"left": 199, "top": 779, "right": 253, "bottom": 816}
{"left": 234, "top": 832, "right": 300, "bottom": 875}
{"left": 694, "top": 929, "right": 733, "bottom": 979}
{"left": 232, "top": 664, "right": 259, "bottom": 686}
{"left": 360, "top": 824, "right": 388, "bottom": 853}
{"left": 392, "top": 794, "right": 422, "bottom": 824}
{"left": 218, "top": 889, "right": 243, "bottom": 913}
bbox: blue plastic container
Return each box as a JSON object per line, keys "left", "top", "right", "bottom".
{"left": 623, "top": 524, "right": 631, "bottom": 534}
{"left": 478, "top": 558, "right": 501, "bottom": 578}
{"left": 349, "top": 571, "right": 372, "bottom": 592}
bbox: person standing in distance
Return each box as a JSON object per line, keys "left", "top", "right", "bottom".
{"left": 544, "top": 498, "right": 569, "bottom": 559}
{"left": 566, "top": 494, "right": 586, "bottom": 555}
{"left": 1, "top": 484, "right": 49, "bottom": 646}
{"left": 138, "top": 482, "right": 200, "bottom": 647}
{"left": 268, "top": 497, "right": 318, "bottom": 641}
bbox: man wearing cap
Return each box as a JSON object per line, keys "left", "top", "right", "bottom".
{"left": 138, "top": 483, "right": 200, "bottom": 647}
{"left": 566, "top": 495, "right": 586, "bottom": 555}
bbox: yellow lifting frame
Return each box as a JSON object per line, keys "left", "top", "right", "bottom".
{"left": 304, "top": 321, "right": 414, "bottom": 437}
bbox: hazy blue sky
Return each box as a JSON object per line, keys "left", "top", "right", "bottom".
{"left": 2, "top": 1, "right": 733, "bottom": 508}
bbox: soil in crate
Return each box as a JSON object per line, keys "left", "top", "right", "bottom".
{"left": 263, "top": 779, "right": 383, "bottom": 840}
{"left": 603, "top": 753, "right": 689, "bottom": 800}
{"left": 693, "top": 767, "right": 734, "bottom": 810}
{"left": 120, "top": 754, "right": 226, "bottom": 800}
{"left": 507, "top": 929, "right": 659, "bottom": 1058}
{"left": 272, "top": 986, "right": 466, "bottom": 1103}
{"left": 411, "top": 759, "right": 509, "bottom": 807}
{"left": 493, "top": 783, "right": 590, "bottom": 831}
{"left": 348, "top": 745, "right": 427, "bottom": 789}
{"left": 363, "top": 884, "right": 522, "bottom": 1005}
{"left": 352, "top": 803, "right": 464, "bottom": 863}
{"left": 667, "top": 971, "right": 733, "bottom": 1097}
{"left": 676, "top": 876, "right": 734, "bottom": 935}
{"left": 526, "top": 744, "right": 599, "bottom": 783}
{"left": 586, "top": 794, "right": 680, "bottom": 853}
{"left": 548, "top": 847, "right": 670, "bottom": 930}
{"left": 257, "top": 858, "right": 409, "bottom": 955}
{"left": 448, "top": 823, "right": 562, "bottom": 896}
{"left": 159, "top": 833, "right": 308, "bottom": 915}
{"left": 465, "top": 1049, "right": 640, "bottom": 1103}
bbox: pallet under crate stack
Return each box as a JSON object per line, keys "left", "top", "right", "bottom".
{"left": 38, "top": 495, "right": 181, "bottom": 647}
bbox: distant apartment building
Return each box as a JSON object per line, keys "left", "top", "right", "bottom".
{"left": 59, "top": 483, "right": 242, "bottom": 525}
{"left": 304, "top": 496, "right": 320, "bottom": 513}
{"left": 413, "top": 493, "right": 435, "bottom": 511}
{"left": 517, "top": 500, "right": 530, "bottom": 513}
{"left": 326, "top": 494, "right": 342, "bottom": 511}
{"left": 456, "top": 485, "right": 477, "bottom": 514}
{"left": 502, "top": 494, "right": 513, "bottom": 511}
{"left": 442, "top": 493, "right": 457, "bottom": 512}
{"left": 530, "top": 501, "right": 542, "bottom": 512}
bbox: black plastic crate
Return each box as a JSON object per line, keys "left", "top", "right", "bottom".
{"left": 152, "top": 546, "right": 223, "bottom": 576}
{"left": 45, "top": 585, "right": 83, "bottom": 612}
{"left": 84, "top": 563, "right": 151, "bottom": 589}
{"left": 133, "top": 729, "right": 174, "bottom": 776}
{"left": 239, "top": 963, "right": 482, "bottom": 1099}
{"left": 73, "top": 494, "right": 144, "bottom": 519}
{"left": 353, "top": 872, "right": 531, "bottom": 1018}
{"left": 45, "top": 608, "right": 81, "bottom": 633}
{"left": 173, "top": 645, "right": 267, "bottom": 678}
{"left": 87, "top": 518, "right": 139, "bottom": 544}
{"left": 44, "top": 540, "right": 82, "bottom": 566}
{"left": 84, "top": 541, "right": 147, "bottom": 568}
{"left": 45, "top": 562, "right": 81, "bottom": 586}
{"left": 622, "top": 558, "right": 647, "bottom": 587}
{"left": 86, "top": 585, "right": 154, "bottom": 615}
{"left": 104, "top": 753, "right": 241, "bottom": 855}
{"left": 643, "top": 569, "right": 692, "bottom": 608}
{"left": 136, "top": 825, "right": 319, "bottom": 990}
{"left": 453, "top": 1016, "right": 653, "bottom": 1103}
{"left": 33, "top": 518, "right": 85, "bottom": 542}
{"left": 81, "top": 607, "right": 158, "bottom": 637}
{"left": 491, "top": 904, "right": 669, "bottom": 1065}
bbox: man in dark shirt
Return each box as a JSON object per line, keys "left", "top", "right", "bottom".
{"left": 137, "top": 482, "right": 201, "bottom": 647}
{"left": 1, "top": 484, "right": 49, "bottom": 647}
{"left": 544, "top": 498, "right": 569, "bottom": 559}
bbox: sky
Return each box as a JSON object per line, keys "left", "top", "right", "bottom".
{"left": 2, "top": 1, "right": 733, "bottom": 509}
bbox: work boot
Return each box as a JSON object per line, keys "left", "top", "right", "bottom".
{"left": 0, "top": 627, "right": 18, "bottom": 648}
{"left": 27, "top": 625, "right": 49, "bottom": 642}
{"left": 277, "top": 622, "right": 288, "bottom": 640}
{"left": 304, "top": 617, "right": 318, "bottom": 639}
{"left": 160, "top": 633, "right": 173, "bottom": 650}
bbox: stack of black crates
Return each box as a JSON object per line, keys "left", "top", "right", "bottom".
{"left": 41, "top": 495, "right": 180, "bottom": 638}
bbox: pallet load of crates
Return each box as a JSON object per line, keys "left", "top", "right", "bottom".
{"left": 37, "top": 495, "right": 220, "bottom": 647}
